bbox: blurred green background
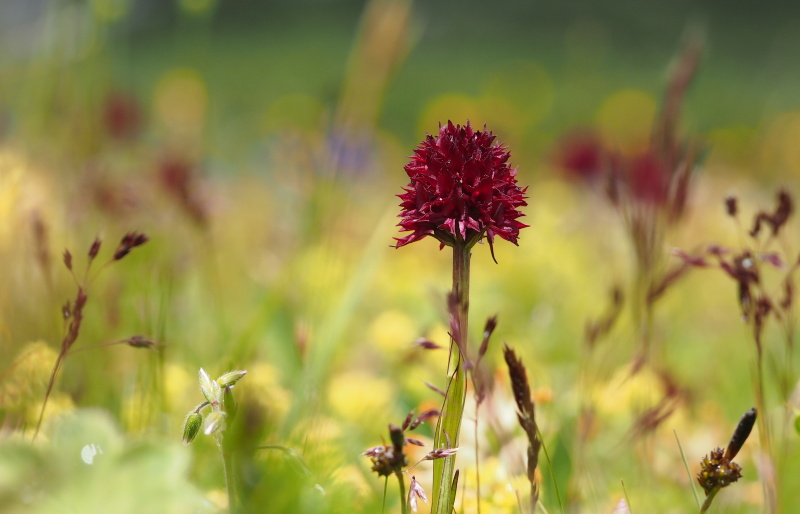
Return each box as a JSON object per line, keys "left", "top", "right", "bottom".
{"left": 1, "top": 1, "right": 799, "bottom": 513}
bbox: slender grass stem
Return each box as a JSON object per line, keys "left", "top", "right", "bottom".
{"left": 538, "top": 427, "right": 564, "bottom": 514}
{"left": 621, "top": 480, "right": 633, "bottom": 514}
{"left": 33, "top": 349, "right": 66, "bottom": 440}
{"left": 752, "top": 340, "right": 778, "bottom": 513}
{"left": 673, "top": 429, "right": 700, "bottom": 508}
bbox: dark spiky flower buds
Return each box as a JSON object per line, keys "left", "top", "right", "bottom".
{"left": 364, "top": 424, "right": 409, "bottom": 477}
{"left": 697, "top": 408, "right": 756, "bottom": 497}
{"left": 395, "top": 121, "right": 528, "bottom": 259}
{"left": 697, "top": 447, "right": 743, "bottom": 495}
{"left": 363, "top": 410, "right": 448, "bottom": 480}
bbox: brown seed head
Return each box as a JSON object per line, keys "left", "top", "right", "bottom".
{"left": 725, "top": 196, "right": 738, "bottom": 217}
{"left": 125, "top": 335, "right": 160, "bottom": 349}
{"left": 88, "top": 238, "right": 102, "bottom": 260}
{"left": 114, "top": 231, "right": 149, "bottom": 260}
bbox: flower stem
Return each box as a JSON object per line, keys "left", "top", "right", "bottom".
{"left": 220, "top": 440, "right": 238, "bottom": 513}
{"left": 431, "top": 243, "right": 470, "bottom": 513}
{"left": 699, "top": 487, "right": 719, "bottom": 513}
{"left": 395, "top": 470, "right": 408, "bottom": 514}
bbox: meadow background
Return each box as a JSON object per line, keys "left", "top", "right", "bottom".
{"left": 1, "top": 0, "right": 800, "bottom": 512}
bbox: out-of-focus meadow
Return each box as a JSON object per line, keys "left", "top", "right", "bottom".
{"left": 1, "top": 0, "right": 800, "bottom": 513}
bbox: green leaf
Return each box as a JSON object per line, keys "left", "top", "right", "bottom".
{"left": 430, "top": 360, "right": 466, "bottom": 514}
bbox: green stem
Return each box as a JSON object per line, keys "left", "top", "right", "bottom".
{"left": 396, "top": 470, "right": 408, "bottom": 514}
{"left": 699, "top": 488, "right": 719, "bottom": 513}
{"left": 221, "top": 441, "right": 238, "bottom": 513}
{"left": 431, "top": 243, "right": 471, "bottom": 513}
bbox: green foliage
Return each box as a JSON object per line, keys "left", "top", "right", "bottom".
{"left": 0, "top": 410, "right": 209, "bottom": 514}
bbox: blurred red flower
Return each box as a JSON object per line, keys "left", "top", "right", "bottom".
{"left": 627, "top": 151, "right": 669, "bottom": 205}
{"left": 554, "top": 129, "right": 606, "bottom": 182}
{"left": 103, "top": 91, "right": 141, "bottom": 140}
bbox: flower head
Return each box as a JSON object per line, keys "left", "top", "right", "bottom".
{"left": 363, "top": 424, "right": 408, "bottom": 477}
{"left": 183, "top": 367, "right": 247, "bottom": 445}
{"left": 697, "top": 447, "right": 742, "bottom": 495}
{"left": 696, "top": 408, "right": 756, "bottom": 496}
{"left": 395, "top": 121, "right": 528, "bottom": 258}
{"left": 554, "top": 129, "right": 606, "bottom": 182}
{"left": 103, "top": 91, "right": 141, "bottom": 140}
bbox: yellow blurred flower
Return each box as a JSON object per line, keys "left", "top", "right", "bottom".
{"left": 329, "top": 463, "right": 372, "bottom": 502}
{"left": 595, "top": 89, "right": 657, "bottom": 153}
{"left": 595, "top": 364, "right": 663, "bottom": 417}
{"left": 238, "top": 362, "right": 291, "bottom": 423}
{"left": 460, "top": 456, "right": 530, "bottom": 513}
{"left": 25, "top": 393, "right": 75, "bottom": 433}
{"left": 328, "top": 370, "right": 394, "bottom": 433}
{"left": 0, "top": 341, "right": 58, "bottom": 413}
{"left": 368, "top": 309, "right": 418, "bottom": 357}
{"left": 0, "top": 149, "right": 37, "bottom": 246}
{"left": 153, "top": 68, "right": 208, "bottom": 143}
{"left": 121, "top": 388, "right": 163, "bottom": 435}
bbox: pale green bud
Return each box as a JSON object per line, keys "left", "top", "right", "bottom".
{"left": 223, "top": 386, "right": 238, "bottom": 421}
{"left": 204, "top": 410, "right": 227, "bottom": 436}
{"left": 182, "top": 412, "right": 203, "bottom": 444}
{"left": 217, "top": 369, "right": 247, "bottom": 388}
{"left": 199, "top": 368, "right": 222, "bottom": 404}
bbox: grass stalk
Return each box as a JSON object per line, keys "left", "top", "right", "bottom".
{"left": 674, "top": 429, "right": 701, "bottom": 509}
